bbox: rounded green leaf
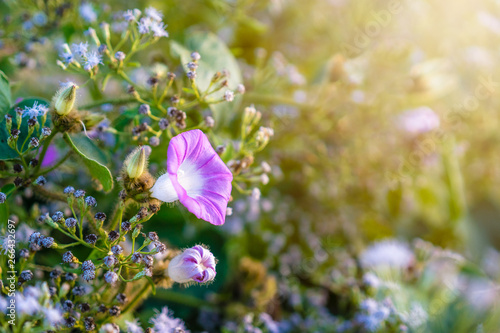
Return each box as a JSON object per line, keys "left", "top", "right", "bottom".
{"left": 64, "top": 133, "right": 114, "bottom": 192}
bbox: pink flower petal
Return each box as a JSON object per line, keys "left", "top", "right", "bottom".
{"left": 151, "top": 130, "right": 232, "bottom": 225}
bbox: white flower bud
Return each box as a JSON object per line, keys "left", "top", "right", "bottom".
{"left": 168, "top": 245, "right": 216, "bottom": 284}
{"left": 53, "top": 82, "right": 78, "bottom": 116}
{"left": 125, "top": 146, "right": 148, "bottom": 179}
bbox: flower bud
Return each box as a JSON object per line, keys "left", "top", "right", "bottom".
{"left": 53, "top": 83, "right": 78, "bottom": 116}
{"left": 5, "top": 115, "right": 12, "bottom": 132}
{"left": 167, "top": 245, "right": 216, "bottom": 284}
{"left": 125, "top": 146, "right": 147, "bottom": 179}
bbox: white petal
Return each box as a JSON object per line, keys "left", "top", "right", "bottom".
{"left": 151, "top": 174, "right": 179, "bottom": 202}
{"left": 177, "top": 160, "right": 205, "bottom": 196}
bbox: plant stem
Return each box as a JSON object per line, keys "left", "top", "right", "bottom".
{"left": 152, "top": 290, "right": 216, "bottom": 310}
{"left": 122, "top": 282, "right": 151, "bottom": 314}
{"left": 80, "top": 97, "right": 138, "bottom": 109}
{"left": 109, "top": 200, "right": 128, "bottom": 231}
{"left": 34, "top": 151, "right": 72, "bottom": 177}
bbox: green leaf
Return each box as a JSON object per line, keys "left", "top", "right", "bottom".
{"left": 112, "top": 109, "right": 138, "bottom": 132}
{"left": 126, "top": 62, "right": 141, "bottom": 68}
{"left": 0, "top": 70, "right": 11, "bottom": 114}
{"left": 64, "top": 133, "right": 114, "bottom": 192}
{"left": 170, "top": 32, "right": 243, "bottom": 127}
{"left": 85, "top": 248, "right": 103, "bottom": 261}
{"left": 0, "top": 202, "right": 7, "bottom": 228}
{"left": 69, "top": 133, "right": 109, "bottom": 165}
{"left": 0, "top": 98, "right": 50, "bottom": 160}
{"left": 145, "top": 276, "right": 156, "bottom": 295}
{"left": 182, "top": 87, "right": 196, "bottom": 94}
{"left": 0, "top": 184, "right": 15, "bottom": 226}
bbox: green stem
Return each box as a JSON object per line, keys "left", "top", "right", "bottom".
{"left": 152, "top": 290, "right": 216, "bottom": 310}
{"left": 56, "top": 242, "right": 81, "bottom": 249}
{"left": 79, "top": 97, "right": 138, "bottom": 109}
{"left": 122, "top": 282, "right": 151, "bottom": 314}
{"left": 109, "top": 200, "right": 127, "bottom": 231}
{"left": 34, "top": 151, "right": 72, "bottom": 176}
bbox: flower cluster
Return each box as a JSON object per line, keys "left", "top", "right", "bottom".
{"left": 0, "top": 3, "right": 274, "bottom": 332}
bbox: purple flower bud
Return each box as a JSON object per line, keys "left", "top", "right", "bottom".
{"left": 158, "top": 118, "right": 169, "bottom": 130}
{"left": 82, "top": 270, "right": 96, "bottom": 281}
{"left": 116, "top": 293, "right": 127, "bottom": 304}
{"left": 65, "top": 272, "right": 77, "bottom": 281}
{"left": 148, "top": 232, "right": 159, "bottom": 242}
{"left": 121, "top": 221, "right": 131, "bottom": 232}
{"left": 63, "top": 300, "right": 74, "bottom": 312}
{"left": 62, "top": 251, "right": 75, "bottom": 263}
{"left": 84, "top": 317, "right": 96, "bottom": 331}
{"left": 149, "top": 136, "right": 160, "bottom": 146}
{"left": 19, "top": 249, "right": 29, "bottom": 258}
{"left": 115, "top": 51, "right": 126, "bottom": 61}
{"left": 143, "top": 255, "right": 154, "bottom": 268}
{"left": 52, "top": 211, "right": 64, "bottom": 222}
{"left": 190, "top": 51, "right": 201, "bottom": 61}
{"left": 224, "top": 90, "right": 234, "bottom": 102}
{"left": 29, "top": 137, "right": 39, "bottom": 148}
{"left": 41, "top": 236, "right": 54, "bottom": 248}
{"left": 34, "top": 176, "right": 47, "bottom": 186}
{"left": 65, "top": 316, "right": 76, "bottom": 327}
{"left": 108, "top": 230, "right": 119, "bottom": 242}
{"left": 236, "top": 83, "right": 246, "bottom": 94}
{"left": 104, "top": 255, "right": 117, "bottom": 268}
{"left": 41, "top": 127, "right": 51, "bottom": 138}
{"left": 109, "top": 306, "right": 121, "bottom": 317}
{"left": 111, "top": 245, "right": 123, "bottom": 255}
{"left": 50, "top": 269, "right": 62, "bottom": 279}
{"left": 20, "top": 270, "right": 33, "bottom": 282}
{"left": 167, "top": 245, "right": 216, "bottom": 283}
{"left": 85, "top": 196, "right": 97, "bottom": 207}
{"left": 94, "top": 212, "right": 106, "bottom": 222}
{"left": 85, "top": 234, "right": 97, "bottom": 245}
{"left": 139, "top": 104, "right": 150, "bottom": 115}
{"left": 74, "top": 189, "right": 85, "bottom": 198}
{"left": 82, "top": 260, "right": 95, "bottom": 271}
{"left": 131, "top": 252, "right": 143, "bottom": 263}
{"left": 65, "top": 217, "right": 77, "bottom": 228}
{"left": 104, "top": 271, "right": 118, "bottom": 284}
{"left": 187, "top": 71, "right": 196, "bottom": 80}
{"left": 64, "top": 186, "right": 75, "bottom": 195}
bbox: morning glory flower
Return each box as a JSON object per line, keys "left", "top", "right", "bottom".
{"left": 40, "top": 144, "right": 58, "bottom": 168}
{"left": 150, "top": 129, "right": 233, "bottom": 226}
{"left": 168, "top": 245, "right": 216, "bottom": 283}
{"left": 145, "top": 7, "right": 163, "bottom": 21}
{"left": 23, "top": 101, "right": 48, "bottom": 118}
